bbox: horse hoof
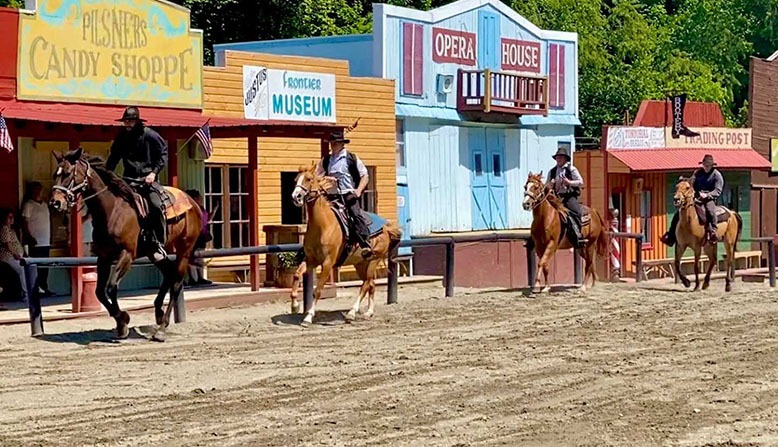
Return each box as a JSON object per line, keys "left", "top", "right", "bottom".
{"left": 116, "top": 325, "right": 130, "bottom": 340}
{"left": 345, "top": 311, "right": 357, "bottom": 321}
{"left": 291, "top": 303, "right": 301, "bottom": 315}
{"left": 155, "top": 310, "right": 165, "bottom": 326}
{"left": 364, "top": 310, "right": 374, "bottom": 319}
{"left": 702, "top": 282, "right": 710, "bottom": 291}
{"left": 541, "top": 287, "right": 551, "bottom": 294}
{"left": 301, "top": 315, "right": 313, "bottom": 327}
{"left": 118, "top": 311, "right": 131, "bottom": 326}
{"left": 725, "top": 283, "right": 732, "bottom": 292}
{"left": 579, "top": 285, "right": 587, "bottom": 293}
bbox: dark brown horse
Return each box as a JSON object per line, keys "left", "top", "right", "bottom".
{"left": 522, "top": 172, "right": 609, "bottom": 292}
{"left": 49, "top": 148, "right": 202, "bottom": 341}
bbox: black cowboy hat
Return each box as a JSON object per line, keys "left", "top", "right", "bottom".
{"left": 115, "top": 106, "right": 146, "bottom": 122}
{"left": 552, "top": 145, "right": 571, "bottom": 161}
{"left": 699, "top": 154, "right": 717, "bottom": 166}
{"left": 328, "top": 130, "right": 350, "bottom": 144}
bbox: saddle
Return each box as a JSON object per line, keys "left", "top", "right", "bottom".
{"left": 131, "top": 185, "right": 192, "bottom": 223}
{"left": 694, "top": 203, "right": 731, "bottom": 226}
{"left": 327, "top": 197, "right": 386, "bottom": 267}
{"left": 559, "top": 205, "right": 591, "bottom": 244}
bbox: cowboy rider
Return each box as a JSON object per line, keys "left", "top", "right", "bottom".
{"left": 546, "top": 145, "right": 585, "bottom": 248}
{"left": 106, "top": 106, "right": 169, "bottom": 262}
{"left": 315, "top": 130, "right": 373, "bottom": 258}
{"left": 661, "top": 154, "right": 724, "bottom": 246}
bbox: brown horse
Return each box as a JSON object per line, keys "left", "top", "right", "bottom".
{"left": 289, "top": 163, "right": 402, "bottom": 326}
{"left": 49, "top": 148, "right": 203, "bottom": 341}
{"left": 671, "top": 178, "right": 742, "bottom": 292}
{"left": 522, "top": 172, "right": 609, "bottom": 292}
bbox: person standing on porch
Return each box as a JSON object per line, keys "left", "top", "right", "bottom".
{"left": 21, "top": 182, "right": 54, "bottom": 297}
{"left": 0, "top": 209, "right": 27, "bottom": 303}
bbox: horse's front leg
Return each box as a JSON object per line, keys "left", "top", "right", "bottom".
{"left": 107, "top": 250, "right": 133, "bottom": 339}
{"left": 702, "top": 244, "right": 717, "bottom": 291}
{"left": 302, "top": 260, "right": 333, "bottom": 327}
{"left": 692, "top": 249, "right": 701, "bottom": 291}
{"left": 537, "top": 242, "right": 556, "bottom": 294}
{"left": 675, "top": 243, "right": 691, "bottom": 288}
{"left": 290, "top": 260, "right": 307, "bottom": 314}
{"left": 152, "top": 256, "right": 191, "bottom": 342}
{"left": 152, "top": 261, "right": 174, "bottom": 326}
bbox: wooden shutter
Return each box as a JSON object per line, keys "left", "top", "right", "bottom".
{"left": 402, "top": 23, "right": 423, "bottom": 96}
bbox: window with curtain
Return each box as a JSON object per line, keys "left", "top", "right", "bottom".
{"left": 204, "top": 165, "right": 249, "bottom": 249}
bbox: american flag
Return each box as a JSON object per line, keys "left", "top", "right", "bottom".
{"left": 0, "top": 115, "right": 13, "bottom": 153}
{"left": 194, "top": 121, "right": 213, "bottom": 159}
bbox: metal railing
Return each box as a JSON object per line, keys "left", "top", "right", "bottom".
{"left": 18, "top": 231, "right": 773, "bottom": 337}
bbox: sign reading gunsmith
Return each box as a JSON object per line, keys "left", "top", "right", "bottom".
{"left": 17, "top": 0, "right": 203, "bottom": 108}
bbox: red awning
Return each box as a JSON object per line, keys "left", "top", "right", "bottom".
{"left": 0, "top": 99, "right": 341, "bottom": 133}
{"left": 608, "top": 148, "right": 771, "bottom": 172}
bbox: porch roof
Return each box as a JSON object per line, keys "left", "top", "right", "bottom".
{"left": 608, "top": 148, "right": 771, "bottom": 172}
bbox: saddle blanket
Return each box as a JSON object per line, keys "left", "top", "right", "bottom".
{"left": 694, "top": 204, "right": 730, "bottom": 226}
{"left": 132, "top": 187, "right": 192, "bottom": 221}
{"left": 329, "top": 201, "right": 387, "bottom": 267}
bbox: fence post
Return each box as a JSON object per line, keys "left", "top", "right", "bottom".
{"left": 24, "top": 262, "right": 43, "bottom": 337}
{"left": 303, "top": 270, "right": 314, "bottom": 313}
{"left": 635, "top": 235, "right": 644, "bottom": 283}
{"left": 387, "top": 245, "right": 399, "bottom": 305}
{"left": 768, "top": 240, "right": 776, "bottom": 288}
{"left": 444, "top": 240, "right": 455, "bottom": 298}
{"left": 526, "top": 239, "right": 536, "bottom": 290}
{"left": 573, "top": 249, "right": 582, "bottom": 285}
{"left": 173, "top": 289, "right": 186, "bottom": 323}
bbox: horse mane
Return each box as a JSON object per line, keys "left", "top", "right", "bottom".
{"left": 83, "top": 155, "right": 137, "bottom": 204}
{"left": 546, "top": 190, "right": 569, "bottom": 218}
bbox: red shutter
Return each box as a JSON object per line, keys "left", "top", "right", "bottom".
{"left": 549, "top": 43, "right": 558, "bottom": 108}
{"left": 402, "top": 22, "right": 414, "bottom": 96}
{"left": 557, "top": 44, "right": 566, "bottom": 108}
{"left": 412, "top": 24, "right": 423, "bottom": 96}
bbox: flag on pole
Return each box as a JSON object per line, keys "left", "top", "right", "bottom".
{"left": 0, "top": 115, "right": 13, "bottom": 153}
{"left": 194, "top": 121, "right": 213, "bottom": 159}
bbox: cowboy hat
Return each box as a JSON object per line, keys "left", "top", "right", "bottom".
{"left": 328, "top": 130, "right": 350, "bottom": 144}
{"left": 699, "top": 154, "right": 717, "bottom": 166}
{"left": 552, "top": 145, "right": 571, "bottom": 161}
{"left": 115, "top": 106, "right": 146, "bottom": 122}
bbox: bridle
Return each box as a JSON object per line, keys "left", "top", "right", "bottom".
{"left": 295, "top": 174, "right": 328, "bottom": 204}
{"left": 52, "top": 159, "right": 106, "bottom": 208}
{"left": 524, "top": 179, "right": 552, "bottom": 209}
{"left": 673, "top": 181, "right": 695, "bottom": 210}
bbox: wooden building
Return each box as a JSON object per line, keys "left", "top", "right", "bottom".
{"left": 749, "top": 52, "right": 778, "bottom": 238}
{"left": 577, "top": 101, "right": 770, "bottom": 278}
{"left": 202, "top": 51, "right": 397, "bottom": 282}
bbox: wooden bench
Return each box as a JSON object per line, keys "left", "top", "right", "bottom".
{"left": 722, "top": 250, "right": 762, "bottom": 270}
{"left": 634, "top": 256, "right": 712, "bottom": 281}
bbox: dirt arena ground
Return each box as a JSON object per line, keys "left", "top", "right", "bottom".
{"left": 1, "top": 279, "right": 778, "bottom": 447}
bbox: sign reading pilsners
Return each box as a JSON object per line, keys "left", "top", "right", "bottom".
{"left": 243, "top": 65, "right": 336, "bottom": 123}
{"left": 17, "top": 0, "right": 204, "bottom": 108}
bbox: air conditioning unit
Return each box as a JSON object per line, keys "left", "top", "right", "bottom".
{"left": 436, "top": 74, "right": 454, "bottom": 94}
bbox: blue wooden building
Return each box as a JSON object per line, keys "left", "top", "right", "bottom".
{"left": 214, "top": 0, "right": 579, "bottom": 237}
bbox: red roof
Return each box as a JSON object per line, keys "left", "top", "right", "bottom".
{"left": 633, "top": 100, "right": 726, "bottom": 127}
{"left": 609, "top": 149, "right": 771, "bottom": 172}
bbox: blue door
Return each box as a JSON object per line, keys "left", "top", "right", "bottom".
{"left": 478, "top": 11, "right": 500, "bottom": 71}
{"left": 396, "top": 183, "right": 412, "bottom": 255}
{"left": 470, "top": 128, "right": 490, "bottom": 230}
{"left": 486, "top": 130, "right": 507, "bottom": 229}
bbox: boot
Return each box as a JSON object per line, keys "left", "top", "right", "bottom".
{"left": 358, "top": 238, "right": 373, "bottom": 259}
{"left": 660, "top": 232, "right": 676, "bottom": 247}
{"left": 706, "top": 225, "right": 718, "bottom": 245}
{"left": 148, "top": 213, "right": 167, "bottom": 262}
{"left": 569, "top": 222, "right": 584, "bottom": 248}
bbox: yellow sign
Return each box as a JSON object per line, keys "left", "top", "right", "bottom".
{"left": 17, "top": 0, "right": 203, "bottom": 108}
{"left": 772, "top": 138, "right": 778, "bottom": 173}
{"left": 664, "top": 127, "right": 751, "bottom": 149}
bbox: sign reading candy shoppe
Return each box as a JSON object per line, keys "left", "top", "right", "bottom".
{"left": 17, "top": 0, "right": 203, "bottom": 108}
{"left": 432, "top": 27, "right": 476, "bottom": 66}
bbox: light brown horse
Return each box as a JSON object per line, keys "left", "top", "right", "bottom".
{"left": 522, "top": 172, "right": 609, "bottom": 292}
{"left": 289, "top": 163, "right": 402, "bottom": 326}
{"left": 49, "top": 148, "right": 203, "bottom": 341}
{"left": 671, "top": 178, "right": 742, "bottom": 292}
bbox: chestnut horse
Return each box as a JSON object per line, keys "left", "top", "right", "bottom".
{"left": 672, "top": 178, "right": 742, "bottom": 292}
{"left": 522, "top": 172, "right": 609, "bottom": 292}
{"left": 289, "top": 163, "right": 402, "bottom": 326}
{"left": 49, "top": 148, "right": 203, "bottom": 341}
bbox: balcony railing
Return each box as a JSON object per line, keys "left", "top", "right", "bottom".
{"left": 457, "top": 69, "right": 548, "bottom": 115}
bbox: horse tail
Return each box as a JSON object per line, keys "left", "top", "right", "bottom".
{"left": 596, "top": 209, "right": 609, "bottom": 258}
{"left": 385, "top": 221, "right": 403, "bottom": 262}
{"left": 734, "top": 211, "right": 743, "bottom": 254}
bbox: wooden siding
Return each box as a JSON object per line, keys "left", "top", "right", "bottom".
{"left": 607, "top": 173, "right": 668, "bottom": 274}
{"left": 748, "top": 57, "right": 778, "bottom": 241}
{"left": 202, "top": 50, "right": 397, "bottom": 252}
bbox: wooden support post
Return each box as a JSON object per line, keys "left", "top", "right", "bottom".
{"left": 248, "top": 134, "right": 260, "bottom": 291}
{"left": 69, "top": 138, "right": 83, "bottom": 312}
{"left": 484, "top": 69, "right": 492, "bottom": 113}
{"left": 167, "top": 138, "right": 179, "bottom": 188}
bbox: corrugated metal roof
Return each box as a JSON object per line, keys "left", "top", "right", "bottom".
{"left": 519, "top": 114, "right": 581, "bottom": 126}
{"left": 608, "top": 148, "right": 771, "bottom": 171}
{"left": 0, "top": 99, "right": 341, "bottom": 131}
{"left": 633, "top": 100, "right": 726, "bottom": 127}
{"left": 396, "top": 103, "right": 463, "bottom": 121}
